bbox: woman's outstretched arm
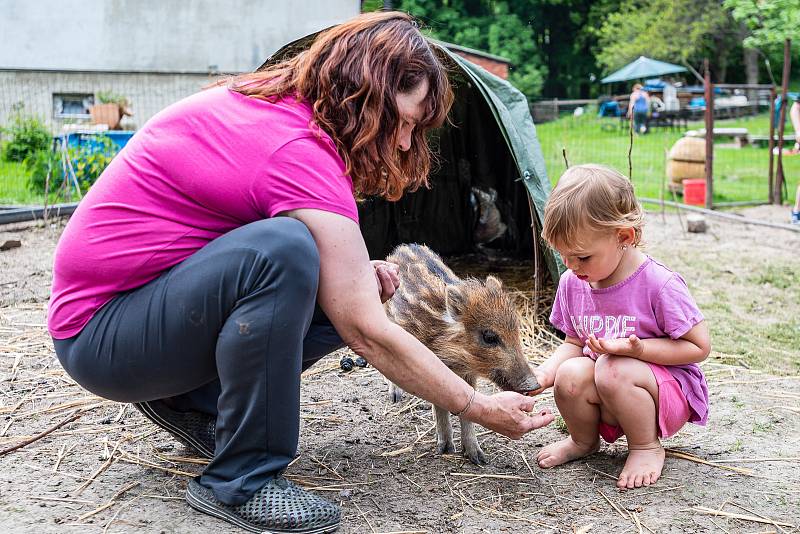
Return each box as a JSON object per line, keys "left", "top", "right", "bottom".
{"left": 284, "top": 208, "right": 554, "bottom": 439}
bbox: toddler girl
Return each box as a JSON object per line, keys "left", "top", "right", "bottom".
{"left": 533, "top": 164, "right": 710, "bottom": 489}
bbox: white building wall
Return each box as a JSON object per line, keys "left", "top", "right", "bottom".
{"left": 0, "top": 71, "right": 218, "bottom": 132}
{"left": 0, "top": 0, "right": 360, "bottom": 131}
{"left": 0, "top": 0, "right": 360, "bottom": 73}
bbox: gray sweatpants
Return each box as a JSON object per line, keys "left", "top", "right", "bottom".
{"left": 53, "top": 217, "right": 344, "bottom": 505}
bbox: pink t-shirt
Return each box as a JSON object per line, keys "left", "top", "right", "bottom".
{"left": 48, "top": 86, "right": 358, "bottom": 339}
{"left": 550, "top": 257, "right": 709, "bottom": 425}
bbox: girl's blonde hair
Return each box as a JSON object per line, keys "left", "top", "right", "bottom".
{"left": 542, "top": 164, "right": 644, "bottom": 248}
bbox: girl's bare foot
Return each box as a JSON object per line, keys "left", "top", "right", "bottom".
{"left": 617, "top": 444, "right": 665, "bottom": 489}
{"left": 537, "top": 436, "right": 599, "bottom": 468}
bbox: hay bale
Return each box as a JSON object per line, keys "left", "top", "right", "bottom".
{"left": 669, "top": 137, "right": 706, "bottom": 162}
{"left": 667, "top": 159, "right": 706, "bottom": 184}
{"left": 667, "top": 137, "right": 707, "bottom": 184}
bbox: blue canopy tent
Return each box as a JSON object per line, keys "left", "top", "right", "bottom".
{"left": 601, "top": 56, "right": 687, "bottom": 84}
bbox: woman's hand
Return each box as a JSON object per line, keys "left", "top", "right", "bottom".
{"left": 471, "top": 392, "right": 554, "bottom": 440}
{"left": 371, "top": 260, "right": 400, "bottom": 303}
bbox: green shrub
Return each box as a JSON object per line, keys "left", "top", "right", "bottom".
{"left": 26, "top": 135, "right": 119, "bottom": 195}
{"left": 24, "top": 149, "right": 66, "bottom": 194}
{"left": 2, "top": 108, "right": 52, "bottom": 163}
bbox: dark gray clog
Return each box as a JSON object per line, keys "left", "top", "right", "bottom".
{"left": 186, "top": 477, "right": 340, "bottom": 533}
{"left": 133, "top": 400, "right": 215, "bottom": 459}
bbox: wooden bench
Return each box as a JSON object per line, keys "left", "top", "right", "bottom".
{"left": 748, "top": 132, "right": 798, "bottom": 148}
{"left": 684, "top": 128, "right": 750, "bottom": 147}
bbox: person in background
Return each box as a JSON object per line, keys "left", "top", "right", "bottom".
{"left": 627, "top": 83, "right": 650, "bottom": 134}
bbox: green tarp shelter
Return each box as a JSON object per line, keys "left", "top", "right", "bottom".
{"left": 261, "top": 36, "right": 560, "bottom": 286}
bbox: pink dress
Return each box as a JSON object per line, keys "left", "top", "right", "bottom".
{"left": 550, "top": 257, "right": 709, "bottom": 441}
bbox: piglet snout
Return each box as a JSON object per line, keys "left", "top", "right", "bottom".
{"left": 515, "top": 375, "right": 541, "bottom": 395}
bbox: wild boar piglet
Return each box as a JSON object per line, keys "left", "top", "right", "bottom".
{"left": 384, "top": 243, "right": 539, "bottom": 465}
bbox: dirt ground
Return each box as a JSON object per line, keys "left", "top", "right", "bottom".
{"left": 0, "top": 207, "right": 799, "bottom": 533}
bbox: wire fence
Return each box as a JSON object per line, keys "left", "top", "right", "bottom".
{"left": 1, "top": 72, "right": 797, "bottom": 221}
{"left": 532, "top": 94, "right": 799, "bottom": 212}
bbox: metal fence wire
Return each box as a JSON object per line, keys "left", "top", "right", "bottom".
{"left": 532, "top": 86, "right": 798, "bottom": 212}
{"left": 0, "top": 72, "right": 797, "bottom": 218}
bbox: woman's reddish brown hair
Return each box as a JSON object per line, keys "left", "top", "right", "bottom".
{"left": 223, "top": 11, "right": 453, "bottom": 201}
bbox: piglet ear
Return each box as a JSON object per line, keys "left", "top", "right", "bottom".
{"left": 445, "top": 284, "right": 467, "bottom": 320}
{"left": 485, "top": 275, "right": 503, "bottom": 292}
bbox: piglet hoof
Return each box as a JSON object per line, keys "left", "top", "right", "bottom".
{"left": 388, "top": 384, "right": 405, "bottom": 404}
{"left": 437, "top": 439, "right": 456, "bottom": 455}
{"left": 463, "top": 445, "right": 488, "bottom": 466}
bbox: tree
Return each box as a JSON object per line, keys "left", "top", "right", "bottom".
{"left": 724, "top": 0, "right": 800, "bottom": 55}
{"left": 723, "top": 0, "right": 800, "bottom": 87}
{"left": 593, "top": 0, "right": 735, "bottom": 76}
{"left": 393, "top": 0, "right": 548, "bottom": 98}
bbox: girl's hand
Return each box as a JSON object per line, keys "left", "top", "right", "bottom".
{"left": 526, "top": 366, "right": 553, "bottom": 396}
{"left": 371, "top": 260, "right": 400, "bottom": 303}
{"left": 587, "top": 334, "right": 644, "bottom": 359}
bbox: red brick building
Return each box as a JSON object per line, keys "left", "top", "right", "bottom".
{"left": 442, "top": 42, "right": 511, "bottom": 80}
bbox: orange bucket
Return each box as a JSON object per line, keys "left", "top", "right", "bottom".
{"left": 683, "top": 179, "right": 706, "bottom": 206}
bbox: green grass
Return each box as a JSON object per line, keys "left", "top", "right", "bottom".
{"left": 0, "top": 160, "right": 39, "bottom": 205}
{"left": 535, "top": 112, "right": 800, "bottom": 205}
{"left": 699, "top": 261, "right": 800, "bottom": 375}
{"left": 2, "top": 110, "right": 798, "bottom": 207}
{"left": 0, "top": 160, "right": 80, "bottom": 206}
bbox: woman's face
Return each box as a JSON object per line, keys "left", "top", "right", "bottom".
{"left": 394, "top": 78, "right": 429, "bottom": 152}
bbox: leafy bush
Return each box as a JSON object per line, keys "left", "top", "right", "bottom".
{"left": 26, "top": 135, "right": 119, "bottom": 195}
{"left": 70, "top": 135, "right": 118, "bottom": 191}
{"left": 24, "top": 149, "right": 65, "bottom": 194}
{"left": 1, "top": 108, "right": 52, "bottom": 163}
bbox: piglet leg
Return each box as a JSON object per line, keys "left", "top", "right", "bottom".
{"left": 387, "top": 380, "right": 405, "bottom": 403}
{"left": 460, "top": 417, "right": 488, "bottom": 465}
{"left": 433, "top": 404, "right": 456, "bottom": 454}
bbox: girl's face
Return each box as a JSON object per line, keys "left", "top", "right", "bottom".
{"left": 394, "top": 78, "right": 428, "bottom": 152}
{"left": 554, "top": 228, "right": 634, "bottom": 286}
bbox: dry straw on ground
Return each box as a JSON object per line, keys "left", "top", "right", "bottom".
{"left": 1, "top": 251, "right": 798, "bottom": 532}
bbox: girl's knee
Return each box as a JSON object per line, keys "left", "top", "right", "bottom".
{"left": 594, "top": 354, "right": 649, "bottom": 395}
{"left": 553, "top": 357, "right": 595, "bottom": 399}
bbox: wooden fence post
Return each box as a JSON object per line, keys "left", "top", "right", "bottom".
{"left": 704, "top": 59, "right": 714, "bottom": 209}
{"left": 768, "top": 86, "right": 777, "bottom": 203}
{"left": 775, "top": 38, "right": 792, "bottom": 204}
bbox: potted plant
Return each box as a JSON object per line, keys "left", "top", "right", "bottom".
{"left": 90, "top": 91, "right": 132, "bottom": 130}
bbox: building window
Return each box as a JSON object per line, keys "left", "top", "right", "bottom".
{"left": 53, "top": 93, "right": 94, "bottom": 119}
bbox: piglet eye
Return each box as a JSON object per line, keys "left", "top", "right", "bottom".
{"left": 481, "top": 329, "right": 500, "bottom": 345}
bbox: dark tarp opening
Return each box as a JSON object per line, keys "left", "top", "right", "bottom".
{"left": 260, "top": 36, "right": 561, "bottom": 286}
